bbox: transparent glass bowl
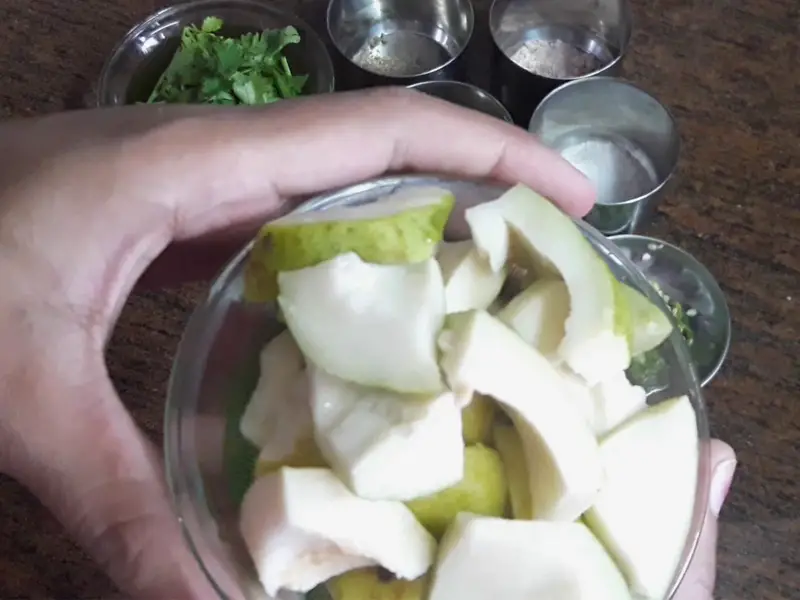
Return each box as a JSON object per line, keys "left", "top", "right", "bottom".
{"left": 97, "top": 0, "right": 335, "bottom": 106}
{"left": 165, "top": 176, "right": 711, "bottom": 600}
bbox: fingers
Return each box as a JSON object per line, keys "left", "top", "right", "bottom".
{"left": 112, "top": 89, "right": 593, "bottom": 244}
{"left": 674, "top": 439, "right": 737, "bottom": 600}
{"left": 2, "top": 342, "right": 217, "bottom": 600}
{"left": 2, "top": 91, "right": 595, "bottom": 298}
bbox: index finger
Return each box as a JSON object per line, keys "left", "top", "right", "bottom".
{"left": 121, "top": 88, "right": 595, "bottom": 240}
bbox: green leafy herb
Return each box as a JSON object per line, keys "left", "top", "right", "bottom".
{"left": 628, "top": 349, "right": 668, "bottom": 388}
{"left": 650, "top": 282, "right": 695, "bottom": 346}
{"left": 627, "top": 281, "right": 698, "bottom": 389}
{"left": 147, "top": 16, "right": 308, "bottom": 105}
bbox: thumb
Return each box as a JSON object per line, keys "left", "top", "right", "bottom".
{"left": 673, "top": 439, "right": 737, "bottom": 600}
{"left": 2, "top": 335, "right": 216, "bottom": 600}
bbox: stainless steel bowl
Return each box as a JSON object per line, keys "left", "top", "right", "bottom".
{"left": 611, "top": 234, "right": 732, "bottom": 387}
{"left": 529, "top": 77, "right": 680, "bottom": 236}
{"left": 326, "top": 0, "right": 474, "bottom": 89}
{"left": 97, "top": 0, "right": 335, "bottom": 106}
{"left": 408, "top": 80, "right": 513, "bottom": 123}
{"left": 489, "top": 0, "right": 632, "bottom": 125}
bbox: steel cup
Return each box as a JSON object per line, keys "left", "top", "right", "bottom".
{"left": 326, "top": 0, "right": 474, "bottom": 90}
{"left": 489, "top": 0, "right": 632, "bottom": 126}
{"left": 529, "top": 77, "right": 680, "bottom": 235}
{"left": 408, "top": 80, "right": 513, "bottom": 122}
{"left": 611, "top": 234, "right": 732, "bottom": 387}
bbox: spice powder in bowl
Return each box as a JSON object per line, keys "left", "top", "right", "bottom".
{"left": 510, "top": 38, "right": 607, "bottom": 79}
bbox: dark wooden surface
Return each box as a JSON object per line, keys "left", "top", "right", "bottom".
{"left": 1, "top": 0, "right": 798, "bottom": 598}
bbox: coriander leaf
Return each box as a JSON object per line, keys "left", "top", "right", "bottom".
{"left": 262, "top": 25, "right": 301, "bottom": 58}
{"left": 627, "top": 349, "right": 669, "bottom": 391}
{"left": 215, "top": 41, "right": 246, "bottom": 75}
{"left": 201, "top": 76, "right": 224, "bottom": 96}
{"left": 202, "top": 16, "right": 223, "bottom": 33}
{"left": 232, "top": 72, "right": 279, "bottom": 105}
{"left": 650, "top": 281, "right": 695, "bottom": 346}
{"left": 241, "top": 31, "right": 269, "bottom": 61}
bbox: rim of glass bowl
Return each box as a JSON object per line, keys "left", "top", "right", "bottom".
{"left": 97, "top": 0, "right": 335, "bottom": 107}
{"left": 165, "top": 175, "right": 711, "bottom": 600}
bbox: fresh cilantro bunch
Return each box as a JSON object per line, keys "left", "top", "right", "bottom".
{"left": 147, "top": 16, "right": 309, "bottom": 105}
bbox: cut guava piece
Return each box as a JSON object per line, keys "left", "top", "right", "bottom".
{"left": 497, "top": 278, "right": 571, "bottom": 359}
{"left": 278, "top": 253, "right": 445, "bottom": 393}
{"left": 584, "top": 395, "right": 699, "bottom": 599}
{"left": 438, "top": 310, "right": 603, "bottom": 522}
{"left": 405, "top": 444, "right": 508, "bottom": 539}
{"left": 436, "top": 240, "right": 506, "bottom": 314}
{"left": 428, "top": 514, "right": 631, "bottom": 600}
{"left": 308, "top": 365, "right": 464, "bottom": 501}
{"left": 244, "top": 186, "right": 454, "bottom": 302}
{"left": 465, "top": 185, "right": 631, "bottom": 385}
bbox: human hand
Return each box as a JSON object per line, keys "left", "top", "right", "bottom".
{"left": 674, "top": 439, "right": 737, "bottom": 600}
{"left": 0, "top": 88, "right": 593, "bottom": 599}
{"left": 0, "top": 87, "right": 732, "bottom": 599}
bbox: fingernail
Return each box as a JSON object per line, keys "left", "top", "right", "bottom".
{"left": 710, "top": 458, "right": 737, "bottom": 518}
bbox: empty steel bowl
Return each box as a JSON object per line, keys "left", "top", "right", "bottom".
{"left": 326, "top": 0, "right": 474, "bottom": 89}
{"left": 489, "top": 0, "right": 632, "bottom": 125}
{"left": 529, "top": 77, "right": 680, "bottom": 236}
{"left": 611, "top": 234, "right": 732, "bottom": 387}
{"left": 408, "top": 80, "right": 513, "bottom": 122}
{"left": 97, "top": 0, "right": 334, "bottom": 106}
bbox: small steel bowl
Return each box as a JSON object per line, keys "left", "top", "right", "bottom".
{"left": 97, "top": 0, "right": 334, "bottom": 106}
{"left": 529, "top": 77, "right": 681, "bottom": 236}
{"left": 610, "top": 234, "right": 732, "bottom": 387}
{"left": 326, "top": 0, "right": 474, "bottom": 90}
{"left": 408, "top": 80, "right": 513, "bottom": 123}
{"left": 489, "top": 0, "right": 632, "bottom": 126}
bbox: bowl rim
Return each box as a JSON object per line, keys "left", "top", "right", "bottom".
{"left": 324, "top": 0, "right": 476, "bottom": 80}
{"left": 610, "top": 233, "right": 733, "bottom": 387}
{"left": 528, "top": 76, "right": 682, "bottom": 209}
{"left": 165, "top": 174, "right": 711, "bottom": 600}
{"left": 407, "top": 80, "right": 514, "bottom": 123}
{"left": 96, "top": 0, "right": 335, "bottom": 107}
{"left": 488, "top": 0, "right": 634, "bottom": 82}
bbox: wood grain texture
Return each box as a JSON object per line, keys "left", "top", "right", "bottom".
{"left": 0, "top": 0, "right": 798, "bottom": 598}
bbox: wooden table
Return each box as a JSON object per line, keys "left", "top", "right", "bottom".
{"left": 1, "top": 0, "right": 798, "bottom": 598}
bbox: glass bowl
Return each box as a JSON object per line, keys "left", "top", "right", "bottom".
{"left": 165, "top": 175, "right": 711, "bottom": 600}
{"left": 97, "top": 0, "right": 335, "bottom": 107}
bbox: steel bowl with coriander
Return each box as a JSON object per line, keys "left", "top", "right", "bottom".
{"left": 326, "top": 0, "right": 474, "bottom": 90}
{"left": 97, "top": 0, "right": 334, "bottom": 107}
{"left": 611, "top": 234, "right": 732, "bottom": 387}
{"left": 489, "top": 0, "right": 632, "bottom": 126}
{"left": 529, "top": 77, "right": 680, "bottom": 236}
